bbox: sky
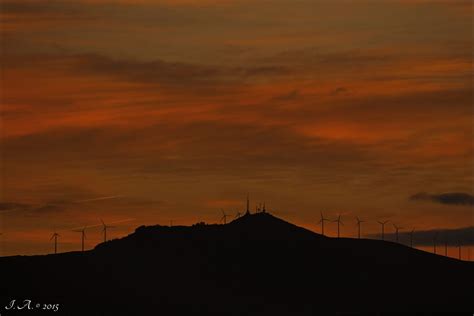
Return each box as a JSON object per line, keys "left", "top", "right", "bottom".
{"left": 0, "top": 0, "right": 472, "bottom": 257}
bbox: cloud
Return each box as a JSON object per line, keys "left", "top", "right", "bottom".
{"left": 0, "top": 1, "right": 98, "bottom": 33}
{"left": 1, "top": 53, "right": 288, "bottom": 93}
{"left": 33, "top": 204, "right": 64, "bottom": 214}
{"left": 0, "top": 194, "right": 163, "bottom": 219}
{"left": 410, "top": 192, "right": 474, "bottom": 206}
{"left": 74, "top": 54, "right": 288, "bottom": 87}
{"left": 0, "top": 201, "right": 63, "bottom": 215}
{"left": 330, "top": 87, "right": 350, "bottom": 96}
{"left": 0, "top": 202, "right": 29, "bottom": 212}
{"left": 272, "top": 90, "right": 300, "bottom": 101}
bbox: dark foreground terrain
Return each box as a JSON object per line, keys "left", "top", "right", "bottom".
{"left": 1, "top": 212, "right": 472, "bottom": 315}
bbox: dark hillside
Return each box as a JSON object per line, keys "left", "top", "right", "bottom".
{"left": 1, "top": 213, "right": 472, "bottom": 315}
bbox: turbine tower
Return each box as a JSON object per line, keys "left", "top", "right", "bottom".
{"left": 246, "top": 194, "right": 250, "bottom": 215}
{"left": 101, "top": 219, "right": 116, "bottom": 243}
{"left": 433, "top": 232, "right": 438, "bottom": 254}
{"left": 220, "top": 209, "right": 229, "bottom": 224}
{"left": 377, "top": 220, "right": 390, "bottom": 241}
{"left": 50, "top": 232, "right": 60, "bottom": 254}
{"left": 458, "top": 239, "right": 462, "bottom": 260}
{"left": 409, "top": 228, "right": 415, "bottom": 248}
{"left": 72, "top": 226, "right": 87, "bottom": 252}
{"left": 333, "top": 214, "right": 344, "bottom": 238}
{"left": 392, "top": 224, "right": 403, "bottom": 243}
{"left": 444, "top": 235, "right": 448, "bottom": 257}
{"left": 318, "top": 212, "right": 330, "bottom": 236}
{"left": 355, "top": 217, "right": 364, "bottom": 239}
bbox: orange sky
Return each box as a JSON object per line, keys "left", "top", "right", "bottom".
{"left": 0, "top": 0, "right": 472, "bottom": 257}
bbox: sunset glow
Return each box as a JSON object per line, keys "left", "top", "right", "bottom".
{"left": 0, "top": 0, "right": 472, "bottom": 257}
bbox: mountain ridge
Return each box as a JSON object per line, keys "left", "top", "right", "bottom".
{"left": 1, "top": 212, "right": 472, "bottom": 315}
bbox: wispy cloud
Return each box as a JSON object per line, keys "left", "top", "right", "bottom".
{"left": 0, "top": 201, "right": 63, "bottom": 215}
{"left": 0, "top": 202, "right": 29, "bottom": 213}
{"left": 73, "top": 195, "right": 124, "bottom": 203}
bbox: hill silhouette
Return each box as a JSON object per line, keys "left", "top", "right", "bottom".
{"left": 1, "top": 212, "right": 472, "bottom": 315}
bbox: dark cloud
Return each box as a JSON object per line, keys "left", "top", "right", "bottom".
{"left": 76, "top": 54, "right": 223, "bottom": 87}
{"left": 0, "top": 0, "right": 96, "bottom": 29}
{"left": 330, "top": 87, "right": 349, "bottom": 96}
{"left": 77, "top": 54, "right": 288, "bottom": 86}
{"left": 0, "top": 201, "right": 63, "bottom": 215}
{"left": 0, "top": 202, "right": 29, "bottom": 211}
{"left": 410, "top": 192, "right": 474, "bottom": 206}
{"left": 368, "top": 226, "right": 474, "bottom": 246}
{"left": 1, "top": 1, "right": 79, "bottom": 14}
{"left": 2, "top": 53, "right": 288, "bottom": 91}
{"left": 272, "top": 90, "right": 300, "bottom": 102}
{"left": 33, "top": 204, "right": 64, "bottom": 214}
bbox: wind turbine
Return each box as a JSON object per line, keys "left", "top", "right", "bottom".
{"left": 458, "top": 239, "right": 462, "bottom": 260}
{"left": 50, "top": 232, "right": 60, "bottom": 254}
{"left": 100, "top": 219, "right": 116, "bottom": 243}
{"left": 220, "top": 209, "right": 229, "bottom": 224}
{"left": 409, "top": 228, "right": 415, "bottom": 248}
{"left": 377, "top": 220, "right": 390, "bottom": 241}
{"left": 72, "top": 226, "right": 87, "bottom": 252}
{"left": 444, "top": 235, "right": 448, "bottom": 257}
{"left": 318, "top": 212, "right": 330, "bottom": 236}
{"left": 433, "top": 232, "right": 438, "bottom": 254}
{"left": 355, "top": 217, "right": 364, "bottom": 239}
{"left": 332, "top": 214, "right": 344, "bottom": 238}
{"left": 245, "top": 194, "right": 250, "bottom": 215}
{"left": 392, "top": 224, "right": 403, "bottom": 243}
